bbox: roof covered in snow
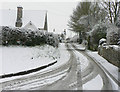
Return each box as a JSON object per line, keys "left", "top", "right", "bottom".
{"left": 0, "top": 9, "right": 46, "bottom": 28}
{"left": 24, "top": 21, "right": 38, "bottom": 31}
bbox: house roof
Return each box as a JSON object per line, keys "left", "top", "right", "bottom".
{"left": 24, "top": 21, "right": 38, "bottom": 31}
{"left": 0, "top": 9, "right": 46, "bottom": 28}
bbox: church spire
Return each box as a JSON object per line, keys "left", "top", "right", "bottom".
{"left": 44, "top": 12, "right": 48, "bottom": 31}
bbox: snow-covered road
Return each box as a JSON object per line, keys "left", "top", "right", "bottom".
{"left": 71, "top": 43, "right": 119, "bottom": 90}
{"left": 0, "top": 43, "right": 119, "bottom": 90}
{"left": 36, "top": 43, "right": 117, "bottom": 90}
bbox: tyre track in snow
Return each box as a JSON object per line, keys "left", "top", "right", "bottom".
{"left": 1, "top": 43, "right": 114, "bottom": 90}
{"left": 71, "top": 43, "right": 113, "bottom": 90}
{"left": 32, "top": 43, "right": 78, "bottom": 90}
{"left": 71, "top": 43, "right": 99, "bottom": 84}
{"left": 4, "top": 69, "right": 68, "bottom": 90}
{"left": 65, "top": 43, "right": 98, "bottom": 89}
{"left": 38, "top": 43, "right": 99, "bottom": 90}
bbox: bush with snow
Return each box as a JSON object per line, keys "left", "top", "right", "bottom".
{"left": 45, "top": 32, "right": 59, "bottom": 47}
{"left": 87, "top": 23, "right": 107, "bottom": 51}
{"left": 117, "top": 38, "right": 120, "bottom": 45}
{"left": 2, "top": 26, "right": 46, "bottom": 46}
{"left": 99, "top": 38, "right": 106, "bottom": 45}
{"left": 106, "top": 24, "right": 119, "bottom": 45}
{"left": 98, "top": 44, "right": 120, "bottom": 67}
{"left": 1, "top": 26, "right": 59, "bottom": 47}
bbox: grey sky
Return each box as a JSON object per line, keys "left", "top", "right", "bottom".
{"left": 0, "top": 2, "right": 78, "bottom": 37}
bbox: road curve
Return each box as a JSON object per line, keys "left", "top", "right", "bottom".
{"left": 31, "top": 43, "right": 78, "bottom": 90}
{"left": 71, "top": 43, "right": 114, "bottom": 90}
{"left": 1, "top": 43, "right": 116, "bottom": 90}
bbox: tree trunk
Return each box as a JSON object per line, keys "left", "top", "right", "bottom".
{"left": 79, "top": 31, "right": 82, "bottom": 44}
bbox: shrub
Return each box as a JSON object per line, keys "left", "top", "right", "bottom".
{"left": 106, "top": 24, "right": 119, "bottom": 45}
{"left": 87, "top": 23, "right": 107, "bottom": 51}
{"left": 1, "top": 26, "right": 59, "bottom": 47}
{"left": 1, "top": 26, "right": 46, "bottom": 46}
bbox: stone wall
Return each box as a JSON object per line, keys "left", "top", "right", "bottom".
{"left": 98, "top": 45, "right": 120, "bottom": 67}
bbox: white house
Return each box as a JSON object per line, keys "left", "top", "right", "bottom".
{"left": 0, "top": 6, "right": 48, "bottom": 31}
{"left": 24, "top": 21, "right": 38, "bottom": 31}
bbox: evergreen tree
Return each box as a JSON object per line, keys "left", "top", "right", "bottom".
{"left": 68, "top": 2, "right": 107, "bottom": 42}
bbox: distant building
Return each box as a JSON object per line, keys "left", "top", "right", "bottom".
{"left": 0, "top": 6, "right": 48, "bottom": 31}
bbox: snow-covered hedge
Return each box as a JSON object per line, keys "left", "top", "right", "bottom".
{"left": 98, "top": 45, "right": 120, "bottom": 67}
{"left": 2, "top": 26, "right": 46, "bottom": 46}
{"left": 1, "top": 26, "right": 59, "bottom": 47}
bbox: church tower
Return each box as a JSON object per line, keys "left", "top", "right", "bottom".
{"left": 15, "top": 6, "right": 23, "bottom": 27}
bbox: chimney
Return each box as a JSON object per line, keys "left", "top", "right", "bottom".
{"left": 15, "top": 6, "right": 23, "bottom": 27}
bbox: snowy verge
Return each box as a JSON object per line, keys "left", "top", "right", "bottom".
{"left": 0, "top": 43, "right": 70, "bottom": 83}
{"left": 52, "top": 43, "right": 70, "bottom": 68}
{"left": 86, "top": 51, "right": 118, "bottom": 81}
{"left": 86, "top": 50, "right": 119, "bottom": 89}
{"left": 0, "top": 43, "right": 70, "bottom": 75}
{"left": 0, "top": 45, "right": 58, "bottom": 75}
{"left": 0, "top": 60, "right": 57, "bottom": 79}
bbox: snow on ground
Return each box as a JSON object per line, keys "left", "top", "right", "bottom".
{"left": 87, "top": 51, "right": 118, "bottom": 81}
{"left": 86, "top": 50, "right": 119, "bottom": 90}
{"left": 68, "top": 44, "right": 88, "bottom": 72}
{"left": 0, "top": 43, "right": 70, "bottom": 76}
{"left": 83, "top": 74, "right": 103, "bottom": 90}
{"left": 73, "top": 43, "right": 85, "bottom": 50}
{"left": 20, "top": 72, "right": 67, "bottom": 90}
{"left": 106, "top": 73, "right": 119, "bottom": 90}
{"left": 0, "top": 43, "right": 70, "bottom": 83}
{"left": 74, "top": 51, "right": 89, "bottom": 72}
{"left": 54, "top": 43, "right": 70, "bottom": 67}
{"left": 0, "top": 45, "right": 56, "bottom": 75}
{"left": 5, "top": 69, "right": 68, "bottom": 90}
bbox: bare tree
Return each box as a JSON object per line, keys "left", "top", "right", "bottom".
{"left": 101, "top": 0, "right": 120, "bottom": 24}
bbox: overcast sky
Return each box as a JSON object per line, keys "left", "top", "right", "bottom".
{"left": 0, "top": 1, "right": 79, "bottom": 37}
